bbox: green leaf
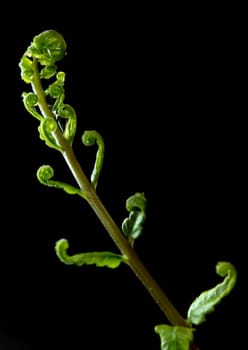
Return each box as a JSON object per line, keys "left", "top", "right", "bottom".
{"left": 37, "top": 165, "right": 85, "bottom": 197}
{"left": 122, "top": 192, "right": 147, "bottom": 244}
{"left": 125, "top": 192, "right": 147, "bottom": 213}
{"left": 22, "top": 92, "right": 43, "bottom": 121}
{"left": 40, "top": 64, "right": 58, "bottom": 79}
{"left": 187, "top": 261, "right": 237, "bottom": 325}
{"left": 82, "top": 130, "right": 105, "bottom": 189}
{"left": 26, "top": 30, "right": 67, "bottom": 66}
{"left": 20, "top": 31, "right": 77, "bottom": 150}
{"left": 55, "top": 239, "right": 124, "bottom": 269}
{"left": 38, "top": 118, "right": 61, "bottom": 151}
{"left": 46, "top": 71, "right": 77, "bottom": 144}
{"left": 58, "top": 103, "right": 77, "bottom": 143}
{"left": 154, "top": 324, "right": 194, "bottom": 350}
{"left": 19, "top": 55, "right": 34, "bottom": 83}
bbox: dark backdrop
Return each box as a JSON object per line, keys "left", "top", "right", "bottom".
{"left": 1, "top": 5, "right": 245, "bottom": 350}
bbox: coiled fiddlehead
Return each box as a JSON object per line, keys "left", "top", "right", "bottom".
{"left": 82, "top": 130, "right": 104, "bottom": 190}
{"left": 24, "top": 29, "right": 66, "bottom": 69}
{"left": 45, "top": 71, "right": 77, "bottom": 145}
{"left": 19, "top": 30, "right": 105, "bottom": 193}
{"left": 122, "top": 192, "right": 147, "bottom": 246}
{"left": 37, "top": 165, "right": 85, "bottom": 197}
{"left": 22, "top": 92, "right": 43, "bottom": 121}
{"left": 19, "top": 30, "right": 76, "bottom": 148}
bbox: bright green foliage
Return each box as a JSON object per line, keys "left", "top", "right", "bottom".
{"left": 38, "top": 117, "right": 62, "bottom": 151}
{"left": 19, "top": 30, "right": 77, "bottom": 149}
{"left": 154, "top": 324, "right": 194, "bottom": 350}
{"left": 19, "top": 55, "right": 35, "bottom": 84}
{"left": 187, "top": 261, "right": 237, "bottom": 325}
{"left": 82, "top": 130, "right": 105, "bottom": 189}
{"left": 122, "top": 192, "right": 147, "bottom": 245}
{"left": 22, "top": 92, "right": 43, "bottom": 120}
{"left": 55, "top": 239, "right": 124, "bottom": 268}
{"left": 26, "top": 29, "right": 66, "bottom": 65}
{"left": 45, "top": 71, "right": 77, "bottom": 145}
{"left": 19, "top": 30, "right": 104, "bottom": 196}
{"left": 37, "top": 165, "right": 85, "bottom": 196}
{"left": 19, "top": 30, "right": 66, "bottom": 83}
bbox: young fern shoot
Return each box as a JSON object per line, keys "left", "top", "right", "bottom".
{"left": 19, "top": 30, "right": 237, "bottom": 350}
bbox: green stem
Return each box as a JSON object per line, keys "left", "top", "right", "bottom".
{"left": 64, "top": 147, "right": 188, "bottom": 328}
{"left": 64, "top": 145, "right": 188, "bottom": 328}
{"left": 31, "top": 58, "right": 188, "bottom": 328}
{"left": 31, "top": 60, "right": 55, "bottom": 119}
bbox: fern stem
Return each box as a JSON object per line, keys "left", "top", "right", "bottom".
{"left": 63, "top": 141, "right": 188, "bottom": 327}
{"left": 32, "top": 54, "right": 188, "bottom": 328}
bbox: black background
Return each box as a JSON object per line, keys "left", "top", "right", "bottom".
{"left": 1, "top": 5, "right": 245, "bottom": 350}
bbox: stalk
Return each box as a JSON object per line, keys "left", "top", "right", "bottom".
{"left": 32, "top": 56, "right": 187, "bottom": 327}
{"left": 29, "top": 52, "right": 188, "bottom": 328}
